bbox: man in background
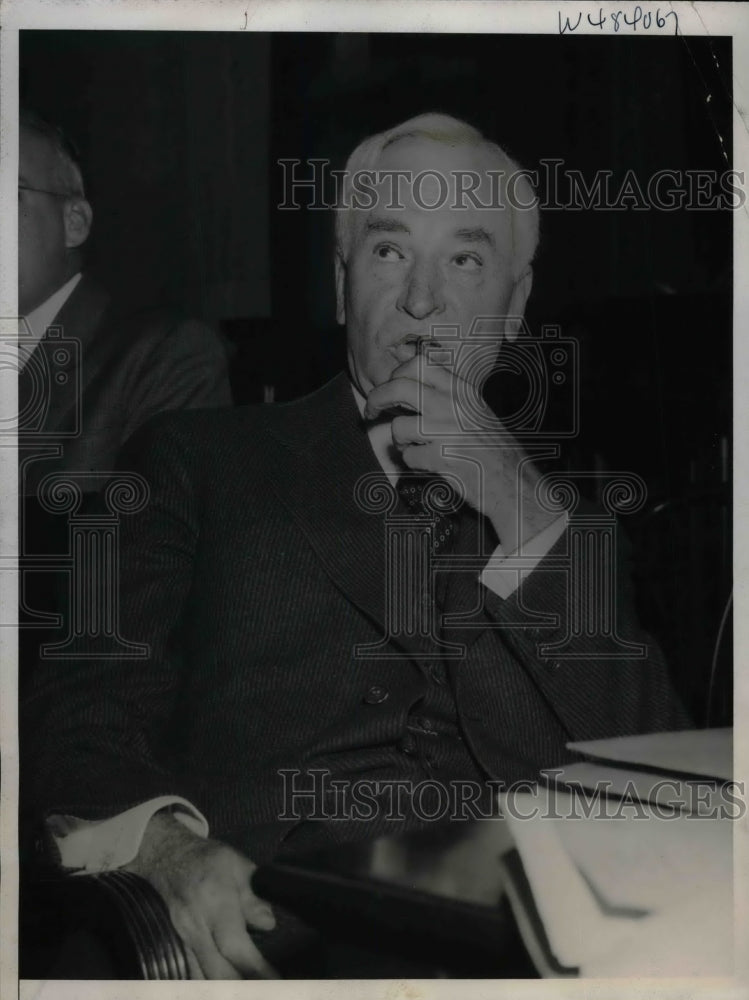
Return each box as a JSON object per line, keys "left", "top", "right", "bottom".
{"left": 18, "top": 108, "right": 232, "bottom": 675}
{"left": 18, "top": 107, "right": 232, "bottom": 496}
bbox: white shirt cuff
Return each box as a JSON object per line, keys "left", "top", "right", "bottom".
{"left": 479, "top": 513, "right": 568, "bottom": 600}
{"left": 47, "top": 796, "right": 209, "bottom": 873}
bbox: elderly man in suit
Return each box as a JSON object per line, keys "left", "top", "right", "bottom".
{"left": 26, "top": 114, "right": 686, "bottom": 979}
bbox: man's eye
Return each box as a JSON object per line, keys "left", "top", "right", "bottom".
{"left": 453, "top": 253, "right": 482, "bottom": 271}
{"left": 374, "top": 244, "right": 404, "bottom": 261}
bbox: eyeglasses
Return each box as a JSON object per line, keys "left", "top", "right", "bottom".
{"left": 18, "top": 183, "right": 72, "bottom": 199}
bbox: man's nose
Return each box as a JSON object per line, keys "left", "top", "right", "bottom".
{"left": 397, "top": 261, "right": 444, "bottom": 319}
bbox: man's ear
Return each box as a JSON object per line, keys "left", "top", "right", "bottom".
{"left": 334, "top": 250, "right": 347, "bottom": 326}
{"left": 63, "top": 197, "right": 93, "bottom": 250}
{"left": 504, "top": 266, "right": 533, "bottom": 342}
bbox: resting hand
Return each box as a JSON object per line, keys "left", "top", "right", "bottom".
{"left": 123, "top": 809, "right": 278, "bottom": 979}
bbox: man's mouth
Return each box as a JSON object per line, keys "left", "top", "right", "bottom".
{"left": 389, "top": 334, "right": 440, "bottom": 366}
{"left": 389, "top": 343, "right": 420, "bottom": 365}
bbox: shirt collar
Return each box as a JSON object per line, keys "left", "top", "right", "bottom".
{"left": 19, "top": 272, "right": 83, "bottom": 368}
{"left": 351, "top": 382, "right": 404, "bottom": 481}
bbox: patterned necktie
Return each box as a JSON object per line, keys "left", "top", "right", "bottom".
{"left": 396, "top": 474, "right": 461, "bottom": 555}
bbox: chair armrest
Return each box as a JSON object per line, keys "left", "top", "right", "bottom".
{"left": 20, "top": 869, "right": 189, "bottom": 980}
{"left": 90, "top": 870, "right": 189, "bottom": 979}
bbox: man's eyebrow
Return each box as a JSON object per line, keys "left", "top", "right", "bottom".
{"left": 453, "top": 227, "right": 496, "bottom": 248}
{"left": 364, "top": 218, "right": 411, "bottom": 236}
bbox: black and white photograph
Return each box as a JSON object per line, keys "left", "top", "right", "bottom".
{"left": 1, "top": 2, "right": 747, "bottom": 996}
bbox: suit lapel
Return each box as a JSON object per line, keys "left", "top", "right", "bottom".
{"left": 263, "top": 374, "right": 444, "bottom": 660}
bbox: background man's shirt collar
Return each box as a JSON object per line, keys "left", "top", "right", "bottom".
{"left": 19, "top": 272, "right": 82, "bottom": 369}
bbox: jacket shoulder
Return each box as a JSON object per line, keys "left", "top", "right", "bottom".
{"left": 119, "top": 373, "right": 351, "bottom": 475}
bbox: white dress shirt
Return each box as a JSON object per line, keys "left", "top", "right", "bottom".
{"left": 19, "top": 272, "right": 82, "bottom": 370}
{"left": 51, "top": 382, "right": 567, "bottom": 870}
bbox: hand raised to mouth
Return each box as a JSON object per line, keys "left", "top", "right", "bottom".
{"left": 365, "top": 352, "right": 557, "bottom": 553}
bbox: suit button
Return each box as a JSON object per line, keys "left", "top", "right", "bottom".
{"left": 399, "top": 733, "right": 417, "bottom": 755}
{"left": 364, "top": 684, "right": 389, "bottom": 705}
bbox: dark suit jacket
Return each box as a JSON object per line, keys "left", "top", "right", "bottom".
{"left": 18, "top": 273, "right": 233, "bottom": 696}
{"left": 25, "top": 372, "right": 687, "bottom": 863}
{"left": 19, "top": 273, "right": 232, "bottom": 497}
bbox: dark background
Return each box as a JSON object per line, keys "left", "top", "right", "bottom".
{"left": 19, "top": 31, "right": 733, "bottom": 721}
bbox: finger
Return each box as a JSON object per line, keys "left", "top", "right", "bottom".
{"left": 182, "top": 944, "right": 205, "bottom": 980}
{"left": 175, "top": 912, "right": 242, "bottom": 980}
{"left": 213, "top": 910, "right": 280, "bottom": 979}
{"left": 365, "top": 377, "right": 422, "bottom": 419}
{"left": 391, "top": 353, "right": 454, "bottom": 388}
{"left": 391, "top": 408, "right": 463, "bottom": 450}
{"left": 397, "top": 344, "right": 501, "bottom": 400}
{"left": 239, "top": 885, "right": 276, "bottom": 931}
{"left": 391, "top": 414, "right": 427, "bottom": 449}
{"left": 192, "top": 933, "right": 243, "bottom": 980}
{"left": 399, "top": 442, "right": 443, "bottom": 473}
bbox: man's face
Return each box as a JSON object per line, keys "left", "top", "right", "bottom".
{"left": 18, "top": 127, "right": 74, "bottom": 314}
{"left": 336, "top": 136, "right": 532, "bottom": 398}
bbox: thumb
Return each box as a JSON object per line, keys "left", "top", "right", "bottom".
{"left": 239, "top": 885, "right": 276, "bottom": 931}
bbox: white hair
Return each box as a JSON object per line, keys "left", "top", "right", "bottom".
{"left": 334, "top": 112, "right": 539, "bottom": 280}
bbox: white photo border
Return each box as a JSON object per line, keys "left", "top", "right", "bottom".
{"left": 2, "top": 3, "right": 747, "bottom": 999}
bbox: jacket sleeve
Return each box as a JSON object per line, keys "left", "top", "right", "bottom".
{"left": 479, "top": 509, "right": 692, "bottom": 741}
{"left": 22, "top": 414, "right": 208, "bottom": 824}
{"left": 120, "top": 316, "right": 233, "bottom": 444}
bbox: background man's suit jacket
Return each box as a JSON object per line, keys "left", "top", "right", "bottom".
{"left": 19, "top": 273, "right": 232, "bottom": 497}
{"left": 18, "top": 273, "right": 232, "bottom": 690}
{"left": 25, "top": 372, "right": 687, "bottom": 864}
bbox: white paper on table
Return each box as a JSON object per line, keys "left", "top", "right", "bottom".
{"left": 499, "top": 788, "right": 640, "bottom": 969}
{"left": 582, "top": 886, "right": 734, "bottom": 977}
{"left": 566, "top": 728, "right": 733, "bottom": 780}
{"left": 498, "top": 785, "right": 733, "bottom": 974}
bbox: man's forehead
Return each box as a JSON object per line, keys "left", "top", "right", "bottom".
{"left": 362, "top": 212, "right": 502, "bottom": 249}
{"left": 359, "top": 182, "right": 513, "bottom": 253}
